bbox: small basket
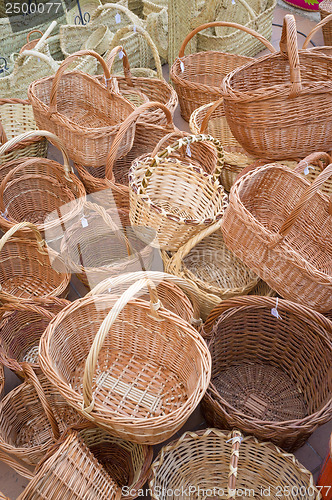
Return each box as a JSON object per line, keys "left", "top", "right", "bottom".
{"left": 28, "top": 49, "right": 136, "bottom": 167}
{"left": 129, "top": 134, "right": 228, "bottom": 251}
{"left": 0, "top": 222, "right": 70, "bottom": 301}
{"left": 202, "top": 296, "right": 332, "bottom": 451}
{"left": 19, "top": 30, "right": 46, "bottom": 53}
{"left": 149, "top": 428, "right": 320, "bottom": 500}
{"left": 320, "top": 0, "right": 332, "bottom": 45}
{"left": 39, "top": 277, "right": 211, "bottom": 444}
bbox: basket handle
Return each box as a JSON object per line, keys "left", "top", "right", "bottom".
{"left": 82, "top": 277, "right": 161, "bottom": 413}
{"left": 0, "top": 222, "right": 46, "bottom": 255}
{"left": 105, "top": 45, "right": 135, "bottom": 88}
{"left": 294, "top": 152, "right": 332, "bottom": 174}
{"left": 17, "top": 49, "right": 58, "bottom": 69}
{"left": 302, "top": 13, "right": 332, "bottom": 49}
{"left": 0, "top": 121, "right": 8, "bottom": 145}
{"left": 87, "top": 270, "right": 202, "bottom": 324}
{"left": 138, "top": 134, "right": 225, "bottom": 195}
{"left": 21, "top": 362, "right": 60, "bottom": 441}
{"left": 26, "top": 29, "right": 44, "bottom": 43}
{"left": 199, "top": 98, "right": 224, "bottom": 134}
{"left": 279, "top": 15, "right": 302, "bottom": 98}
{"left": 151, "top": 131, "right": 187, "bottom": 157}
{"left": 107, "top": 24, "right": 164, "bottom": 80}
{"left": 105, "top": 101, "right": 175, "bottom": 178}
{"left": 0, "top": 448, "right": 34, "bottom": 479}
{"left": 194, "top": 0, "right": 256, "bottom": 27}
{"left": 48, "top": 50, "right": 112, "bottom": 117}
{"left": 227, "top": 430, "right": 242, "bottom": 499}
{"left": 178, "top": 21, "right": 276, "bottom": 58}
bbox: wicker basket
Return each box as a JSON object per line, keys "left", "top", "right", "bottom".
{"left": 149, "top": 428, "right": 320, "bottom": 500}
{"left": 129, "top": 134, "right": 228, "bottom": 251}
{"left": 170, "top": 21, "right": 276, "bottom": 121}
{"left": 28, "top": 49, "right": 135, "bottom": 167}
{"left": 39, "top": 278, "right": 211, "bottom": 444}
{"left": 201, "top": 296, "right": 332, "bottom": 451}
{"left": 82, "top": 26, "right": 113, "bottom": 55}
{"left": 0, "top": 297, "right": 69, "bottom": 378}
{"left": 294, "top": 152, "right": 332, "bottom": 196}
{"left": 65, "top": 0, "right": 102, "bottom": 24}
{"left": 222, "top": 160, "right": 332, "bottom": 312}
{"left": 19, "top": 30, "right": 47, "bottom": 53}
{"left": 320, "top": 1, "right": 332, "bottom": 45}
{"left": 0, "top": 363, "right": 3, "bottom": 398}
{"left": 0, "top": 222, "right": 70, "bottom": 302}
{"left": 222, "top": 14, "right": 332, "bottom": 159}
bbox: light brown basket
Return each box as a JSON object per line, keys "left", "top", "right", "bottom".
{"left": 0, "top": 297, "right": 69, "bottom": 378}
{"left": 201, "top": 296, "right": 332, "bottom": 452}
{"left": 39, "top": 278, "right": 211, "bottom": 444}
{"left": 320, "top": 0, "right": 332, "bottom": 45}
{"left": 0, "top": 222, "right": 70, "bottom": 302}
{"left": 28, "top": 49, "right": 136, "bottom": 167}
{"left": 170, "top": 21, "right": 276, "bottom": 121}
{"left": 221, "top": 160, "right": 332, "bottom": 312}
{"left": 129, "top": 134, "right": 228, "bottom": 251}
{"left": 221, "top": 14, "right": 332, "bottom": 159}
{"left": 82, "top": 25, "right": 113, "bottom": 55}
{"left": 149, "top": 428, "right": 320, "bottom": 500}
{"left": 19, "top": 30, "right": 45, "bottom": 53}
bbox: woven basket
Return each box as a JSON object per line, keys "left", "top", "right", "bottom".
{"left": 0, "top": 99, "right": 47, "bottom": 166}
{"left": 0, "top": 222, "right": 70, "bottom": 302}
{"left": 170, "top": 20, "right": 276, "bottom": 121}
{"left": 149, "top": 428, "right": 320, "bottom": 500}
{"left": 222, "top": 160, "right": 332, "bottom": 312}
{"left": 39, "top": 278, "right": 211, "bottom": 444}
{"left": 0, "top": 297, "right": 69, "bottom": 378}
{"left": 222, "top": 14, "right": 332, "bottom": 159}
{"left": 59, "top": 24, "right": 104, "bottom": 75}
{"left": 320, "top": 1, "right": 332, "bottom": 45}
{"left": 202, "top": 296, "right": 332, "bottom": 451}
{"left": 28, "top": 49, "right": 135, "bottom": 167}
{"left": 129, "top": 134, "right": 228, "bottom": 251}
{"left": 82, "top": 25, "right": 113, "bottom": 55}
{"left": 0, "top": 363, "right": 82, "bottom": 466}
{"left": 163, "top": 221, "right": 259, "bottom": 320}
{"left": 19, "top": 30, "right": 47, "bottom": 53}
{"left": 65, "top": 0, "right": 102, "bottom": 24}
{"left": 143, "top": 0, "right": 166, "bottom": 16}
{"left": 294, "top": 152, "right": 332, "bottom": 196}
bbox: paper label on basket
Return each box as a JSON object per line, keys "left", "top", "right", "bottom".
{"left": 118, "top": 50, "right": 124, "bottom": 60}
{"left": 180, "top": 61, "right": 185, "bottom": 73}
{"left": 186, "top": 144, "right": 192, "bottom": 157}
{"left": 304, "top": 165, "right": 314, "bottom": 175}
{"left": 232, "top": 0, "right": 235, "bottom": 4}
{"left": 115, "top": 13, "right": 121, "bottom": 23}
{"left": 133, "top": 25, "right": 137, "bottom": 32}
{"left": 81, "top": 217, "right": 88, "bottom": 228}
{"left": 271, "top": 298, "right": 282, "bottom": 319}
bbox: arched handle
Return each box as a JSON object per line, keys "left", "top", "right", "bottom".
{"left": 138, "top": 134, "right": 225, "bottom": 195}
{"left": 90, "top": 2, "right": 141, "bottom": 23}
{"left": 48, "top": 50, "right": 111, "bottom": 117}
{"left": 279, "top": 14, "right": 302, "bottom": 98}
{"left": 0, "top": 222, "right": 46, "bottom": 254}
{"left": 294, "top": 152, "right": 332, "bottom": 174}
{"left": 302, "top": 13, "right": 332, "bottom": 49}
{"left": 17, "top": 49, "right": 57, "bottom": 70}
{"left": 151, "top": 131, "right": 186, "bottom": 157}
{"left": 26, "top": 29, "right": 43, "bottom": 43}
{"left": 82, "top": 278, "right": 161, "bottom": 413}
{"left": 0, "top": 449, "right": 34, "bottom": 479}
{"left": 227, "top": 430, "right": 242, "bottom": 499}
{"left": 107, "top": 24, "right": 164, "bottom": 80}
{"left": 199, "top": 98, "right": 224, "bottom": 134}
{"left": 192, "top": 0, "right": 256, "bottom": 28}
{"left": 105, "top": 101, "right": 175, "bottom": 178}
{"left": 178, "top": 21, "right": 276, "bottom": 58}
{"left": 105, "top": 45, "right": 134, "bottom": 87}
{"left": 0, "top": 121, "right": 7, "bottom": 145}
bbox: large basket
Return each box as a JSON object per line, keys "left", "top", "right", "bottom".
{"left": 0, "top": 222, "right": 70, "bottom": 302}
{"left": 221, "top": 14, "right": 332, "bottom": 159}
{"left": 320, "top": 0, "right": 332, "bottom": 45}
{"left": 28, "top": 49, "right": 135, "bottom": 167}
{"left": 39, "top": 278, "right": 211, "bottom": 444}
{"left": 149, "top": 428, "right": 320, "bottom": 500}
{"left": 221, "top": 160, "right": 332, "bottom": 312}
{"left": 202, "top": 296, "right": 332, "bottom": 451}
{"left": 170, "top": 21, "right": 276, "bottom": 121}
{"left": 129, "top": 134, "right": 228, "bottom": 251}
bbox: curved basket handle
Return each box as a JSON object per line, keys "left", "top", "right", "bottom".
{"left": 178, "top": 21, "right": 276, "bottom": 58}
{"left": 16, "top": 49, "right": 57, "bottom": 70}
{"left": 0, "top": 121, "right": 8, "bottom": 145}
{"left": 105, "top": 101, "right": 175, "bottom": 178}
{"left": 48, "top": 50, "right": 111, "bottom": 117}
{"left": 82, "top": 278, "right": 161, "bottom": 413}
{"left": 91, "top": 2, "right": 141, "bottom": 22}
{"left": 227, "top": 430, "right": 242, "bottom": 499}
{"left": 21, "top": 362, "right": 60, "bottom": 441}
{"left": 87, "top": 270, "right": 202, "bottom": 324}
{"left": 302, "top": 13, "right": 332, "bottom": 49}
{"left": 26, "top": 29, "right": 44, "bottom": 43}
{"left": 0, "top": 222, "right": 46, "bottom": 255}
{"left": 107, "top": 24, "right": 164, "bottom": 80}
{"left": 279, "top": 14, "right": 302, "bottom": 98}
{"left": 199, "top": 98, "right": 224, "bottom": 134}
{"left": 138, "top": 134, "right": 225, "bottom": 195}
{"left": 151, "top": 131, "right": 187, "bottom": 157}
{"left": 294, "top": 152, "right": 332, "bottom": 174}
{"left": 0, "top": 448, "right": 34, "bottom": 479}
{"left": 105, "top": 45, "right": 134, "bottom": 88}
{"left": 193, "top": 0, "right": 257, "bottom": 27}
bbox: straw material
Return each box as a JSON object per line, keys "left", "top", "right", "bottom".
{"left": 39, "top": 278, "right": 211, "bottom": 444}
{"left": 0, "top": 222, "right": 70, "bottom": 302}
{"left": 82, "top": 26, "right": 113, "bottom": 56}
{"left": 0, "top": 297, "right": 69, "bottom": 378}
{"left": 202, "top": 296, "right": 332, "bottom": 451}
{"left": 145, "top": 8, "right": 168, "bottom": 62}
{"left": 168, "top": 0, "right": 199, "bottom": 66}
{"left": 129, "top": 134, "right": 228, "bottom": 251}
{"left": 149, "top": 428, "right": 320, "bottom": 500}
{"left": 65, "top": 0, "right": 102, "bottom": 24}
{"left": 28, "top": 49, "right": 135, "bottom": 167}
{"left": 221, "top": 14, "right": 332, "bottom": 159}
{"left": 59, "top": 24, "right": 102, "bottom": 75}
{"left": 221, "top": 161, "right": 332, "bottom": 312}
{"left": 320, "top": 0, "right": 332, "bottom": 45}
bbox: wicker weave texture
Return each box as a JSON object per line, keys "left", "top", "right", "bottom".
{"left": 320, "top": 1, "right": 332, "bottom": 45}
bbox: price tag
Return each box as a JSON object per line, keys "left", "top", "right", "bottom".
{"left": 81, "top": 217, "right": 88, "bottom": 228}
{"left": 115, "top": 12, "right": 121, "bottom": 23}
{"left": 186, "top": 144, "right": 192, "bottom": 157}
{"left": 180, "top": 61, "right": 185, "bottom": 73}
{"left": 118, "top": 50, "right": 124, "bottom": 60}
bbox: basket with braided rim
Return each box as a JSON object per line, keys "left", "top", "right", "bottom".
{"left": 202, "top": 296, "right": 332, "bottom": 451}
{"left": 129, "top": 134, "right": 228, "bottom": 251}
{"left": 39, "top": 277, "right": 211, "bottom": 444}
{"left": 170, "top": 20, "right": 276, "bottom": 121}
{"left": 28, "top": 49, "right": 135, "bottom": 167}
{"left": 149, "top": 428, "right": 320, "bottom": 500}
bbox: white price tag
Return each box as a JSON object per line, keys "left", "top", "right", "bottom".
{"left": 81, "top": 217, "right": 88, "bottom": 228}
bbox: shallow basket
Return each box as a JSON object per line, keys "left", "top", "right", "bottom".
{"left": 202, "top": 296, "right": 332, "bottom": 451}
{"left": 39, "top": 278, "right": 211, "bottom": 444}
{"left": 149, "top": 428, "right": 320, "bottom": 500}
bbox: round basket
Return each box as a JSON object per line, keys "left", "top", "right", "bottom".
{"left": 0, "top": 222, "right": 70, "bottom": 301}
{"left": 149, "top": 428, "right": 320, "bottom": 500}
{"left": 202, "top": 296, "right": 332, "bottom": 451}
{"left": 129, "top": 134, "right": 228, "bottom": 251}
{"left": 0, "top": 297, "right": 69, "bottom": 378}
{"left": 39, "top": 278, "right": 211, "bottom": 444}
